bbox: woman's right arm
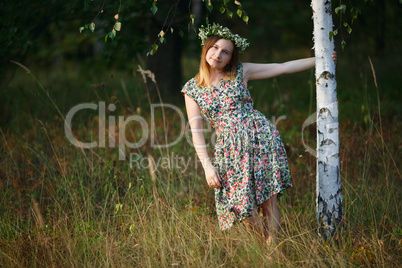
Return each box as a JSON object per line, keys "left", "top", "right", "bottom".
{"left": 184, "top": 95, "right": 222, "bottom": 188}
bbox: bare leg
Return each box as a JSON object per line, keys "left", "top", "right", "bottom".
{"left": 242, "top": 208, "right": 264, "bottom": 239}
{"left": 260, "top": 194, "right": 280, "bottom": 244}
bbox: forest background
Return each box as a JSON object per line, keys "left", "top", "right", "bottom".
{"left": 0, "top": 0, "right": 401, "bottom": 266}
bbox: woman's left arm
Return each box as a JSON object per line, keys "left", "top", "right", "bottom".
{"left": 243, "top": 52, "right": 337, "bottom": 82}
{"left": 243, "top": 57, "right": 315, "bottom": 82}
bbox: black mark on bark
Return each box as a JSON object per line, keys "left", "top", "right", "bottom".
{"left": 318, "top": 107, "right": 333, "bottom": 119}
{"left": 321, "top": 139, "right": 336, "bottom": 146}
{"left": 325, "top": 0, "right": 332, "bottom": 14}
{"left": 318, "top": 71, "right": 335, "bottom": 81}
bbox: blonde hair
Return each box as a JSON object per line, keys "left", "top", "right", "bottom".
{"left": 195, "top": 35, "right": 239, "bottom": 87}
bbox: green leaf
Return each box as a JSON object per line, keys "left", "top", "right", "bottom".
{"left": 333, "top": 29, "right": 338, "bottom": 36}
{"left": 243, "top": 15, "right": 249, "bottom": 24}
{"left": 347, "top": 26, "right": 352, "bottom": 34}
{"left": 89, "top": 22, "right": 95, "bottom": 32}
{"left": 236, "top": 9, "right": 242, "bottom": 18}
{"left": 226, "top": 9, "right": 233, "bottom": 18}
{"left": 150, "top": 5, "right": 158, "bottom": 15}
{"left": 170, "top": 27, "right": 174, "bottom": 34}
{"left": 206, "top": 1, "right": 213, "bottom": 13}
{"left": 159, "top": 37, "right": 166, "bottom": 44}
{"left": 224, "top": 0, "right": 230, "bottom": 4}
{"left": 105, "top": 34, "right": 108, "bottom": 43}
{"left": 150, "top": 44, "right": 159, "bottom": 55}
{"left": 190, "top": 14, "right": 195, "bottom": 24}
{"left": 79, "top": 26, "right": 84, "bottom": 33}
{"left": 351, "top": 8, "right": 361, "bottom": 24}
{"left": 179, "top": 30, "right": 184, "bottom": 38}
{"left": 207, "top": 5, "right": 213, "bottom": 13}
{"left": 340, "top": 5, "right": 346, "bottom": 14}
{"left": 329, "top": 31, "right": 334, "bottom": 41}
{"left": 341, "top": 40, "right": 346, "bottom": 51}
{"left": 108, "top": 30, "right": 116, "bottom": 40}
{"left": 343, "top": 22, "right": 348, "bottom": 27}
{"left": 114, "top": 22, "right": 121, "bottom": 31}
{"left": 335, "top": 4, "right": 346, "bottom": 15}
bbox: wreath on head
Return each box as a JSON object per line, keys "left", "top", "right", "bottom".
{"left": 198, "top": 23, "right": 250, "bottom": 53}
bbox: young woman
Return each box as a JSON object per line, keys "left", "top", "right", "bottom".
{"left": 181, "top": 23, "right": 336, "bottom": 243}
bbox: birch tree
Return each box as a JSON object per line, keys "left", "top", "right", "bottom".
{"left": 311, "top": 0, "right": 343, "bottom": 239}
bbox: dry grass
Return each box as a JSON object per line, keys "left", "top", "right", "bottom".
{"left": 0, "top": 63, "right": 400, "bottom": 267}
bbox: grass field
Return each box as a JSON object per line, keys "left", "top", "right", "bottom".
{"left": 0, "top": 55, "right": 400, "bottom": 267}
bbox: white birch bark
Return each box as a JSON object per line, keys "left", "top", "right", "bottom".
{"left": 311, "top": 0, "right": 343, "bottom": 239}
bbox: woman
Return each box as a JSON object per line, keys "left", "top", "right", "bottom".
{"left": 181, "top": 23, "right": 336, "bottom": 243}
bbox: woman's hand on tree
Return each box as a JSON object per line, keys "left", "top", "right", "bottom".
{"left": 332, "top": 51, "right": 337, "bottom": 64}
{"left": 204, "top": 165, "right": 222, "bottom": 188}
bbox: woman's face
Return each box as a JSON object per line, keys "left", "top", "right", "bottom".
{"left": 205, "top": 39, "right": 234, "bottom": 72}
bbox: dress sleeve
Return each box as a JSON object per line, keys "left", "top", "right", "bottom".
{"left": 181, "top": 79, "right": 198, "bottom": 103}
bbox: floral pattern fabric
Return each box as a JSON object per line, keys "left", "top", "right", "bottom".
{"left": 181, "top": 63, "right": 292, "bottom": 230}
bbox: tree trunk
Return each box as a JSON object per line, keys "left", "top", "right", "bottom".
{"left": 146, "top": 21, "right": 183, "bottom": 101}
{"left": 311, "top": 0, "right": 343, "bottom": 240}
{"left": 145, "top": 0, "right": 190, "bottom": 101}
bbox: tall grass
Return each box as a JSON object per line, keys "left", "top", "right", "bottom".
{"left": 0, "top": 59, "right": 400, "bottom": 267}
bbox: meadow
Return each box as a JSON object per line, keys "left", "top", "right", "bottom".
{"left": 0, "top": 52, "right": 400, "bottom": 267}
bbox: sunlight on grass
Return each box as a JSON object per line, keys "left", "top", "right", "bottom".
{"left": 0, "top": 61, "right": 400, "bottom": 267}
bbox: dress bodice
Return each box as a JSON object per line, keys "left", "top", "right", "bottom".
{"left": 181, "top": 63, "right": 255, "bottom": 135}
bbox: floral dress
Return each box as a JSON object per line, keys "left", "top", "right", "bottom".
{"left": 181, "top": 63, "right": 292, "bottom": 230}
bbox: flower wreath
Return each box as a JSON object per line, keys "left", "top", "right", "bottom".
{"left": 198, "top": 23, "right": 249, "bottom": 53}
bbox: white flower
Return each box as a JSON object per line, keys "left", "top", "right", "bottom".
{"left": 198, "top": 23, "right": 249, "bottom": 53}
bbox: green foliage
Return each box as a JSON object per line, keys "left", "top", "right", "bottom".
{"left": 150, "top": 1, "right": 158, "bottom": 15}
{"left": 148, "top": 44, "right": 159, "bottom": 56}
{"left": 335, "top": 4, "right": 346, "bottom": 15}
{"left": 332, "top": 1, "right": 364, "bottom": 50}
{"left": 89, "top": 22, "right": 96, "bottom": 32}
{"left": 79, "top": 21, "right": 96, "bottom": 35}
{"left": 210, "top": 0, "right": 248, "bottom": 23}
{"left": 114, "top": 22, "right": 121, "bottom": 31}
{"left": 2, "top": 0, "right": 401, "bottom": 82}
{"left": 142, "top": 0, "right": 250, "bottom": 56}
{"left": 106, "top": 29, "right": 116, "bottom": 41}
{"left": 79, "top": 1, "right": 123, "bottom": 43}
{"left": 341, "top": 40, "right": 346, "bottom": 51}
